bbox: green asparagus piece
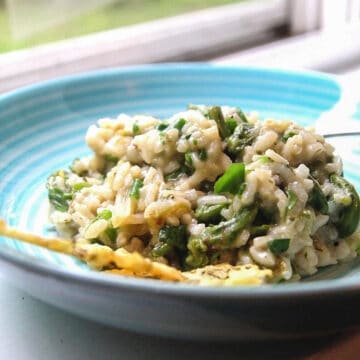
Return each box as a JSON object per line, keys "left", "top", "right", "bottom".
{"left": 195, "top": 204, "right": 226, "bottom": 224}
{"left": 214, "top": 163, "right": 245, "bottom": 195}
{"left": 226, "top": 122, "right": 258, "bottom": 159}
{"left": 186, "top": 207, "right": 257, "bottom": 268}
{"left": 235, "top": 108, "right": 248, "bottom": 123}
{"left": 188, "top": 104, "right": 248, "bottom": 136}
{"left": 206, "top": 207, "right": 257, "bottom": 247}
{"left": 96, "top": 209, "right": 112, "bottom": 221}
{"left": 208, "top": 106, "right": 229, "bottom": 139}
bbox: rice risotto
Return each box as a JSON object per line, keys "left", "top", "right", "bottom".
{"left": 47, "top": 105, "right": 360, "bottom": 283}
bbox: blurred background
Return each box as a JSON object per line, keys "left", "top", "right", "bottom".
{"left": 0, "top": 0, "right": 241, "bottom": 52}
{"left": 1, "top": 0, "right": 360, "bottom": 92}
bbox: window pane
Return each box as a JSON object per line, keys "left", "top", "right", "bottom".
{"left": 1, "top": 0, "right": 242, "bottom": 53}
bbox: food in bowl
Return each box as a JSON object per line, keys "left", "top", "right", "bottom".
{"left": 1, "top": 105, "right": 359, "bottom": 285}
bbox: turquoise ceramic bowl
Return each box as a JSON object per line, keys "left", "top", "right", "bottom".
{"left": 0, "top": 64, "right": 359, "bottom": 340}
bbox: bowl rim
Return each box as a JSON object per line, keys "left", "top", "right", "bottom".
{"left": 0, "top": 62, "right": 341, "bottom": 103}
{"left": 1, "top": 62, "right": 358, "bottom": 300}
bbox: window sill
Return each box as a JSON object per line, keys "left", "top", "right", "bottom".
{"left": 214, "top": 24, "right": 360, "bottom": 74}
{"left": 0, "top": 0, "right": 287, "bottom": 93}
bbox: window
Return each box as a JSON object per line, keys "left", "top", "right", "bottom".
{"left": 1, "top": 0, "right": 360, "bottom": 93}
{"left": 2, "top": 0, "right": 245, "bottom": 52}
{"left": 0, "top": 0, "right": 289, "bottom": 92}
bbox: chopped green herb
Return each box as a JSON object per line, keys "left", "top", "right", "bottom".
{"left": 104, "top": 227, "right": 118, "bottom": 244}
{"left": 159, "top": 131, "right": 166, "bottom": 145}
{"left": 286, "top": 189, "right": 298, "bottom": 213}
{"left": 185, "top": 134, "right": 191, "bottom": 140}
{"left": 193, "top": 139, "right": 198, "bottom": 146}
{"left": 96, "top": 209, "right": 112, "bottom": 221}
{"left": 90, "top": 209, "right": 117, "bottom": 247}
{"left": 281, "top": 131, "right": 297, "bottom": 143}
{"left": 257, "top": 156, "right": 271, "bottom": 164}
{"left": 308, "top": 177, "right": 329, "bottom": 215}
{"left": 129, "top": 179, "right": 143, "bottom": 200}
{"left": 174, "top": 118, "right": 186, "bottom": 131}
{"left": 104, "top": 154, "right": 119, "bottom": 163}
{"left": 214, "top": 163, "right": 245, "bottom": 195}
{"left": 187, "top": 104, "right": 209, "bottom": 116}
{"left": 198, "top": 148, "right": 208, "bottom": 161}
{"left": 91, "top": 227, "right": 117, "bottom": 248}
{"left": 157, "top": 123, "right": 169, "bottom": 131}
{"left": 184, "top": 152, "right": 193, "bottom": 169}
{"left": 165, "top": 167, "right": 186, "bottom": 181}
{"left": 330, "top": 174, "right": 360, "bottom": 237}
{"left": 48, "top": 188, "right": 73, "bottom": 212}
{"left": 132, "top": 123, "right": 140, "bottom": 135}
{"left": 73, "top": 182, "right": 92, "bottom": 191}
{"left": 268, "top": 238, "right": 290, "bottom": 254}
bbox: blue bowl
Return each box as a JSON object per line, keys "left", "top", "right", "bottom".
{"left": 0, "top": 64, "right": 359, "bottom": 340}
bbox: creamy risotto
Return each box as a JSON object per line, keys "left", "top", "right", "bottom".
{"left": 46, "top": 105, "right": 360, "bottom": 283}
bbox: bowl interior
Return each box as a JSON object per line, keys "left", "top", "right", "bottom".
{"left": 0, "top": 64, "right": 359, "bottom": 282}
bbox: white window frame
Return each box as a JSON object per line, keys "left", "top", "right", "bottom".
{"left": 0, "top": 0, "right": 288, "bottom": 93}
{"left": 2, "top": 0, "right": 360, "bottom": 93}
{"left": 290, "top": 0, "right": 360, "bottom": 32}
{"left": 216, "top": 0, "right": 360, "bottom": 74}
